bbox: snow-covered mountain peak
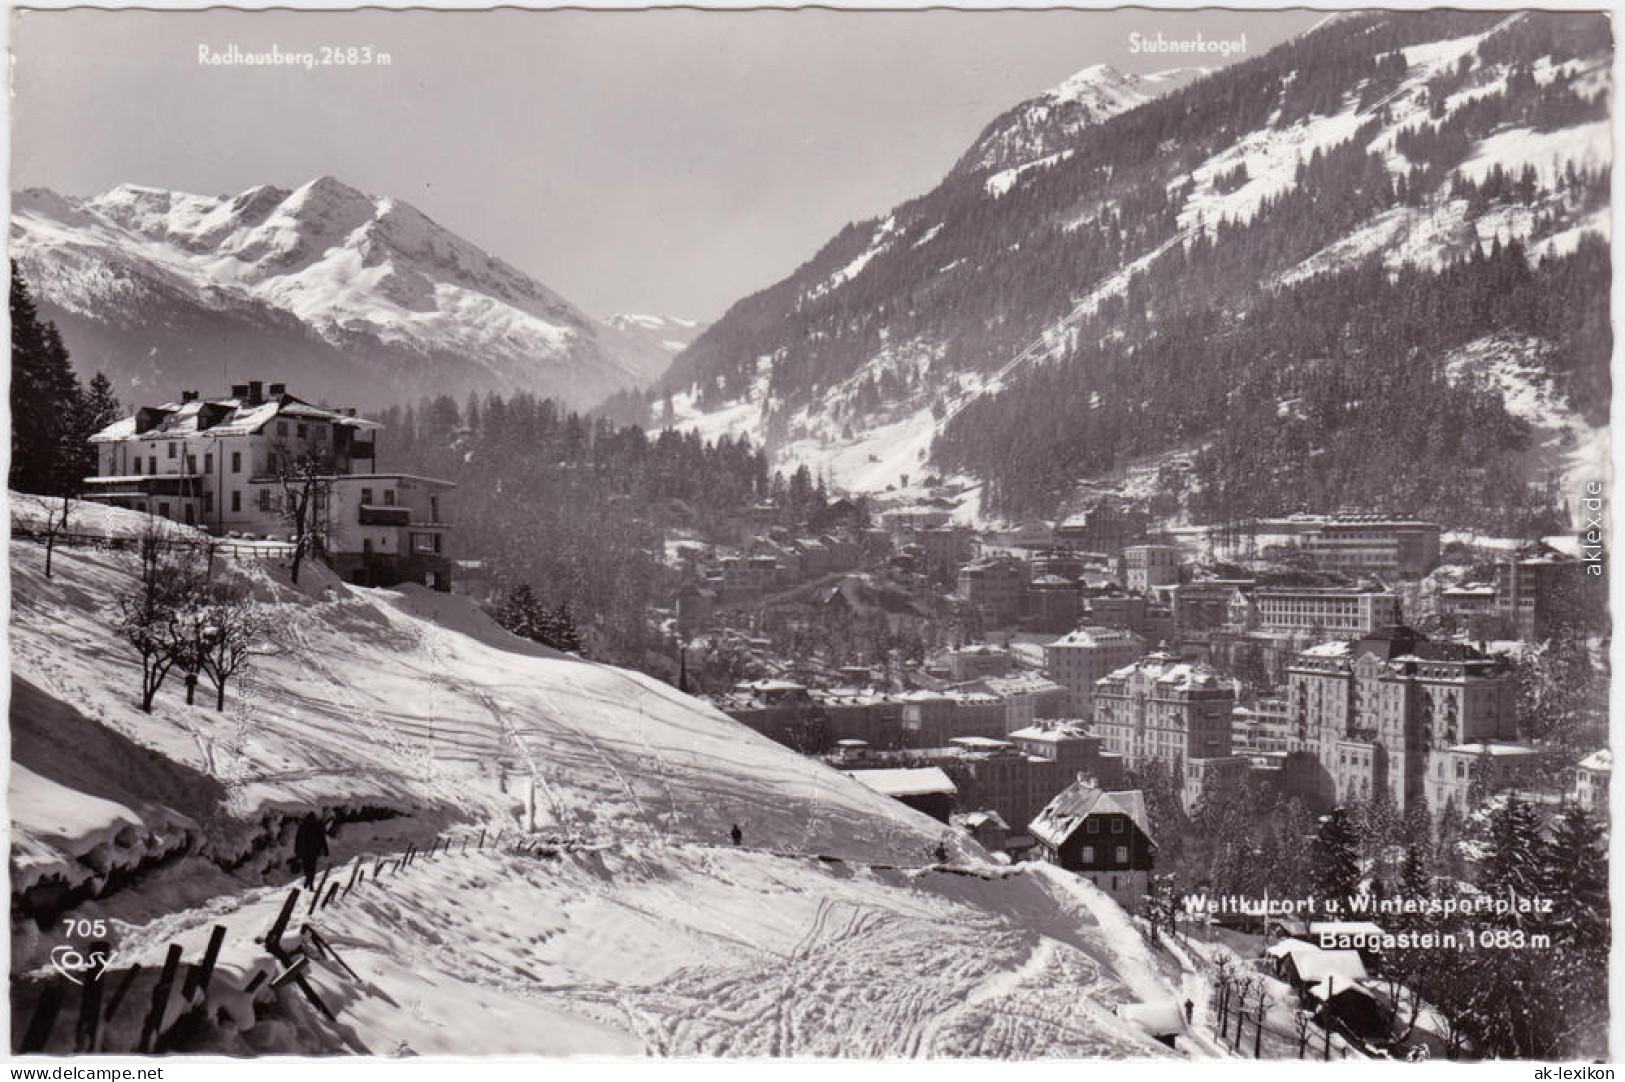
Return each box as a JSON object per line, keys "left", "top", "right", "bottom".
{"left": 953, "top": 62, "right": 1202, "bottom": 179}
{"left": 12, "top": 176, "right": 674, "bottom": 408}
{"left": 607, "top": 312, "right": 710, "bottom": 356}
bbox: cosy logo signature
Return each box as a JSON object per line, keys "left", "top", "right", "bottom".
{"left": 49, "top": 943, "right": 117, "bottom": 985}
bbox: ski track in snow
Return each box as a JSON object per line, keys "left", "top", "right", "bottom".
{"left": 10, "top": 520, "right": 1199, "bottom": 1057}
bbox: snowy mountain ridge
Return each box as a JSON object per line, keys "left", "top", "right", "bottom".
{"left": 11, "top": 176, "right": 672, "bottom": 409}
{"left": 655, "top": 12, "right": 1610, "bottom": 517}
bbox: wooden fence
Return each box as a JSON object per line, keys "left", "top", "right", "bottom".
{"left": 15, "top": 826, "right": 503, "bottom": 1055}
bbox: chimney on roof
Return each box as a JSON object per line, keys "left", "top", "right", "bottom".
{"left": 181, "top": 390, "right": 198, "bottom": 403}
{"left": 231, "top": 383, "right": 249, "bottom": 400}
{"left": 268, "top": 382, "right": 286, "bottom": 398}
{"left": 247, "top": 380, "right": 264, "bottom": 405}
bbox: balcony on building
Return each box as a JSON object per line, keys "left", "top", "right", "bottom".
{"left": 358, "top": 505, "right": 412, "bottom": 527}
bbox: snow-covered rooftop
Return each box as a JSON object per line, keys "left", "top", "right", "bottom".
{"left": 1029, "top": 781, "right": 1154, "bottom": 849}
{"left": 844, "top": 767, "right": 958, "bottom": 798}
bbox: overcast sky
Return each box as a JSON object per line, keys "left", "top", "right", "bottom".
{"left": 11, "top": 7, "right": 1321, "bottom": 321}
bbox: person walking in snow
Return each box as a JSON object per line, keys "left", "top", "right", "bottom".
{"left": 295, "top": 811, "right": 329, "bottom": 890}
{"left": 730, "top": 823, "right": 742, "bottom": 846}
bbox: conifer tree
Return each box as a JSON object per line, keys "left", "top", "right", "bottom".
{"left": 1310, "top": 807, "right": 1362, "bottom": 907}
{"left": 10, "top": 262, "right": 84, "bottom": 495}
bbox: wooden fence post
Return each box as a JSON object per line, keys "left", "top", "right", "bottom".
{"left": 76, "top": 966, "right": 106, "bottom": 1052}
{"left": 264, "top": 888, "right": 301, "bottom": 956}
{"left": 20, "top": 982, "right": 67, "bottom": 1054}
{"left": 137, "top": 943, "right": 183, "bottom": 1053}
{"left": 102, "top": 965, "right": 142, "bottom": 1027}
{"left": 182, "top": 925, "right": 227, "bottom": 1001}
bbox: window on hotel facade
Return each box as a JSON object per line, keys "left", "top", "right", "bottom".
{"left": 203, "top": 492, "right": 213, "bottom": 513}
{"left": 362, "top": 488, "right": 373, "bottom": 505}
{"left": 297, "top": 423, "right": 307, "bottom": 439}
{"left": 186, "top": 455, "right": 197, "bottom": 473}
{"left": 132, "top": 459, "right": 142, "bottom": 476}
{"left": 1086, "top": 819, "right": 1099, "bottom": 834}
{"left": 204, "top": 453, "right": 212, "bottom": 473}
{"left": 231, "top": 491, "right": 241, "bottom": 512}
{"left": 168, "top": 443, "right": 177, "bottom": 459}
{"left": 1081, "top": 846, "right": 1094, "bottom": 863}
{"left": 384, "top": 490, "right": 396, "bottom": 506}
{"left": 1116, "top": 846, "right": 1128, "bottom": 863}
{"left": 259, "top": 489, "right": 272, "bottom": 513}
{"left": 231, "top": 451, "right": 241, "bottom": 473}
{"left": 149, "top": 456, "right": 157, "bottom": 473}
{"left": 1111, "top": 818, "right": 1124, "bottom": 833}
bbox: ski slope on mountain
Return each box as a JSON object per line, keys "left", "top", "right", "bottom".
{"left": 9, "top": 500, "right": 1202, "bottom": 1056}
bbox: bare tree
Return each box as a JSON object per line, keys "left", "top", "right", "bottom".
{"left": 195, "top": 584, "right": 269, "bottom": 711}
{"left": 277, "top": 449, "right": 334, "bottom": 585}
{"left": 116, "top": 519, "right": 206, "bottom": 712}
{"left": 20, "top": 492, "right": 76, "bottom": 578}
{"left": 1293, "top": 1008, "right": 1315, "bottom": 1058}
{"left": 1213, "top": 955, "right": 1237, "bottom": 1034}
{"left": 1232, "top": 975, "right": 1259, "bottom": 1046}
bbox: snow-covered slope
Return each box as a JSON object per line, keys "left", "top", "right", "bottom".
{"left": 9, "top": 502, "right": 1202, "bottom": 1056}
{"left": 11, "top": 177, "right": 669, "bottom": 409}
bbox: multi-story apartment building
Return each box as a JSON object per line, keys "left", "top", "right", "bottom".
{"left": 84, "top": 381, "right": 454, "bottom": 590}
{"left": 1092, "top": 651, "right": 1236, "bottom": 808}
{"left": 1233, "top": 587, "right": 1403, "bottom": 638}
{"left": 1172, "top": 580, "right": 1253, "bottom": 635}
{"left": 1575, "top": 750, "right": 1611, "bottom": 816}
{"left": 1054, "top": 501, "right": 1148, "bottom": 553}
{"left": 1494, "top": 554, "right": 1589, "bottom": 641}
{"left": 1231, "top": 697, "right": 1295, "bottom": 754}
{"left": 1024, "top": 575, "right": 1083, "bottom": 632}
{"left": 1292, "top": 515, "right": 1441, "bottom": 579}
{"left": 906, "top": 526, "right": 975, "bottom": 575}
{"left": 1438, "top": 583, "right": 1500, "bottom": 639}
{"left": 957, "top": 556, "right": 1030, "bottom": 627}
{"left": 1008, "top": 723, "right": 1124, "bottom": 789}
{"left": 1044, "top": 627, "right": 1147, "bottom": 716}
{"left": 967, "top": 672, "right": 1071, "bottom": 732}
{"left": 949, "top": 644, "right": 1015, "bottom": 682}
{"left": 1285, "top": 627, "right": 1520, "bottom": 814}
{"left": 1123, "top": 543, "right": 1181, "bottom": 591}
